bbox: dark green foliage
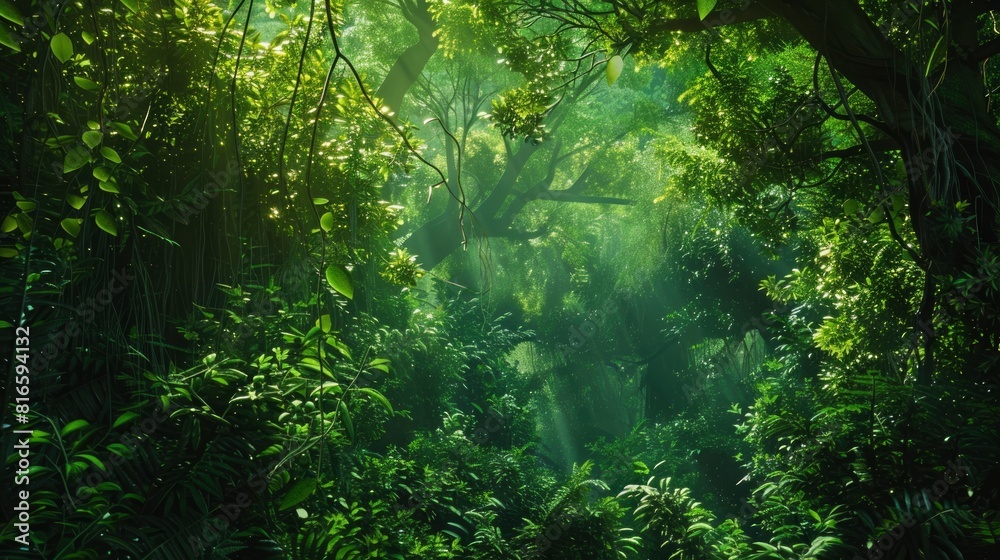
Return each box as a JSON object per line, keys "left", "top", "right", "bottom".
{"left": 4, "top": 1, "right": 1000, "bottom": 559}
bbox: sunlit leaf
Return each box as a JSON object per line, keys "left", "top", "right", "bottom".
{"left": 0, "top": 23, "right": 21, "bottom": 53}
{"left": 606, "top": 55, "right": 623, "bottom": 86}
{"left": 60, "top": 419, "right": 90, "bottom": 437}
{"left": 325, "top": 265, "right": 353, "bottom": 300}
{"left": 697, "top": 0, "right": 718, "bottom": 20}
{"left": 60, "top": 218, "right": 82, "bottom": 237}
{"left": 82, "top": 130, "right": 103, "bottom": 148}
{"left": 95, "top": 209, "right": 118, "bottom": 236}
{"left": 67, "top": 195, "right": 87, "bottom": 210}
{"left": 74, "top": 76, "right": 100, "bottom": 91}
{"left": 0, "top": 0, "right": 23, "bottom": 26}
{"left": 64, "top": 146, "right": 91, "bottom": 173}
{"left": 320, "top": 211, "right": 334, "bottom": 232}
{"left": 51, "top": 32, "right": 73, "bottom": 63}
{"left": 100, "top": 146, "right": 121, "bottom": 163}
{"left": 112, "top": 412, "right": 139, "bottom": 428}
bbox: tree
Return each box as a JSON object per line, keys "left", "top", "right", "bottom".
{"left": 434, "top": 0, "right": 1000, "bottom": 379}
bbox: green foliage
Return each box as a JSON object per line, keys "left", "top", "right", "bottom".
{"left": 6, "top": 1, "right": 1000, "bottom": 559}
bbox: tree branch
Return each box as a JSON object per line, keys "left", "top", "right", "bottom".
{"left": 972, "top": 36, "right": 1000, "bottom": 62}
{"left": 538, "top": 191, "right": 634, "bottom": 205}
{"left": 643, "top": 3, "right": 775, "bottom": 35}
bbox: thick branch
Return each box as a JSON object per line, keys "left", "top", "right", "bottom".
{"left": 374, "top": 0, "right": 438, "bottom": 113}
{"left": 818, "top": 137, "right": 899, "bottom": 160}
{"left": 491, "top": 227, "right": 550, "bottom": 240}
{"left": 972, "top": 36, "right": 1000, "bottom": 62}
{"left": 538, "top": 191, "right": 634, "bottom": 205}
{"left": 643, "top": 3, "right": 775, "bottom": 35}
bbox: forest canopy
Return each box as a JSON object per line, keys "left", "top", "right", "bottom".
{"left": 1, "top": 0, "right": 999, "bottom": 558}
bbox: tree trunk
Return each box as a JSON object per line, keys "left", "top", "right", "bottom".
{"left": 374, "top": 0, "right": 438, "bottom": 114}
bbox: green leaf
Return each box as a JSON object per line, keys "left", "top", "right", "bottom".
{"left": 99, "top": 180, "right": 120, "bottom": 194}
{"left": 82, "top": 130, "right": 103, "bottom": 149}
{"left": 926, "top": 35, "right": 946, "bottom": 77}
{"left": 81, "top": 31, "right": 95, "bottom": 45}
{"left": 16, "top": 200, "right": 36, "bottom": 212}
{"left": 606, "top": 55, "right": 623, "bottom": 86}
{"left": 100, "top": 146, "right": 121, "bottom": 163}
{"left": 0, "top": 247, "right": 19, "bottom": 258}
{"left": 843, "top": 198, "right": 859, "bottom": 215}
{"left": 77, "top": 453, "right": 106, "bottom": 471}
{"left": 312, "top": 197, "right": 329, "bottom": 205}
{"left": 357, "top": 387, "right": 393, "bottom": 414}
{"left": 325, "top": 265, "right": 353, "bottom": 300}
{"left": 60, "top": 218, "right": 82, "bottom": 237}
{"left": 74, "top": 76, "right": 100, "bottom": 91}
{"left": 0, "top": 0, "right": 23, "bottom": 26}
{"left": 339, "top": 400, "right": 354, "bottom": 440}
{"left": 317, "top": 314, "right": 332, "bottom": 333}
{"left": 60, "top": 419, "right": 90, "bottom": 437}
{"left": 95, "top": 209, "right": 118, "bottom": 236}
{"left": 64, "top": 146, "right": 91, "bottom": 173}
{"left": 120, "top": 0, "right": 138, "bottom": 13}
{"left": 93, "top": 166, "right": 111, "bottom": 181}
{"left": 51, "top": 32, "right": 73, "bottom": 63}
{"left": 697, "top": 0, "right": 718, "bottom": 20}
{"left": 1, "top": 215, "right": 16, "bottom": 233}
{"left": 112, "top": 412, "right": 139, "bottom": 428}
{"left": 67, "top": 195, "right": 87, "bottom": 210}
{"left": 279, "top": 479, "right": 317, "bottom": 511}
{"left": 109, "top": 122, "right": 137, "bottom": 140}
{"left": 0, "top": 22, "right": 22, "bottom": 53}
{"left": 320, "top": 211, "right": 334, "bottom": 232}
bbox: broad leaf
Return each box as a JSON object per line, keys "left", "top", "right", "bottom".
{"left": 95, "top": 209, "right": 118, "bottom": 236}
{"left": 63, "top": 147, "right": 91, "bottom": 173}
{"left": 606, "top": 55, "right": 623, "bottom": 86}
{"left": 51, "top": 33, "right": 73, "bottom": 63}
{"left": 82, "top": 130, "right": 103, "bottom": 148}
{"left": 74, "top": 76, "right": 100, "bottom": 91}
{"left": 60, "top": 218, "right": 82, "bottom": 237}
{"left": 0, "top": 0, "right": 23, "bottom": 26}
{"left": 325, "top": 265, "right": 353, "bottom": 300}
{"left": 697, "top": 0, "right": 718, "bottom": 21}
{"left": 279, "top": 479, "right": 317, "bottom": 511}
{"left": 320, "top": 211, "right": 334, "bottom": 232}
